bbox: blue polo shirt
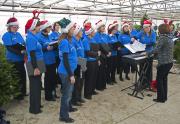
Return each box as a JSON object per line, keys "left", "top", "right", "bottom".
{"left": 72, "top": 36, "right": 85, "bottom": 58}
{"left": 107, "top": 34, "right": 118, "bottom": 56}
{"left": 50, "top": 31, "right": 60, "bottom": 41}
{"left": 130, "top": 29, "right": 138, "bottom": 37}
{"left": 118, "top": 33, "right": 132, "bottom": 55}
{"left": 2, "top": 32, "right": 25, "bottom": 62}
{"left": 136, "top": 30, "right": 156, "bottom": 52}
{"left": 81, "top": 29, "right": 87, "bottom": 40}
{"left": 50, "top": 31, "right": 61, "bottom": 58}
{"left": 37, "top": 32, "right": 56, "bottom": 65}
{"left": 83, "top": 36, "right": 97, "bottom": 61}
{"left": 93, "top": 32, "right": 109, "bottom": 44}
{"left": 58, "top": 39, "right": 77, "bottom": 75}
{"left": 26, "top": 31, "right": 43, "bottom": 62}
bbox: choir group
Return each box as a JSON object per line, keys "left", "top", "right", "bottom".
{"left": 2, "top": 10, "right": 174, "bottom": 123}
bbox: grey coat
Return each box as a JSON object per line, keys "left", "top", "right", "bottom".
{"left": 149, "top": 34, "right": 174, "bottom": 66}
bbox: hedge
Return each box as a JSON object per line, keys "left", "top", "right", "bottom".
{"left": 0, "top": 44, "right": 19, "bottom": 106}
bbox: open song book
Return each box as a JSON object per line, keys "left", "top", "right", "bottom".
{"left": 124, "top": 40, "right": 146, "bottom": 53}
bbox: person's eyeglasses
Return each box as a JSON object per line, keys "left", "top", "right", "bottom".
{"left": 12, "top": 26, "right": 19, "bottom": 29}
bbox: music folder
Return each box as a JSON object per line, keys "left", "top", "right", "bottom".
{"left": 78, "top": 57, "right": 87, "bottom": 72}
{"left": 26, "top": 60, "right": 46, "bottom": 76}
{"left": 49, "top": 41, "right": 59, "bottom": 47}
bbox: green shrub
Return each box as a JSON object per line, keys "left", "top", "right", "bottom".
{"left": 133, "top": 24, "right": 142, "bottom": 31}
{"left": 0, "top": 44, "right": 20, "bottom": 106}
{"left": 174, "top": 41, "right": 180, "bottom": 64}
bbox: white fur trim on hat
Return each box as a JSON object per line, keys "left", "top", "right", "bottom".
{"left": 74, "top": 25, "right": 82, "bottom": 36}
{"left": 40, "top": 21, "right": 52, "bottom": 31}
{"left": 6, "top": 22, "right": 19, "bottom": 27}
{"left": 143, "top": 24, "right": 151, "bottom": 28}
{"left": 61, "top": 22, "right": 75, "bottom": 33}
{"left": 108, "top": 23, "right": 118, "bottom": 30}
{"left": 96, "top": 21, "right": 105, "bottom": 30}
{"left": 85, "top": 27, "right": 94, "bottom": 35}
{"left": 29, "top": 19, "right": 39, "bottom": 31}
{"left": 122, "top": 23, "right": 129, "bottom": 29}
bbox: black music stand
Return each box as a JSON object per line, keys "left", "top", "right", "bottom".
{"left": 121, "top": 58, "right": 150, "bottom": 99}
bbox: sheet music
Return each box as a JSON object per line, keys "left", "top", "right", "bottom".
{"left": 49, "top": 41, "right": 59, "bottom": 46}
{"left": 124, "top": 40, "right": 146, "bottom": 53}
{"left": 172, "top": 38, "right": 178, "bottom": 42}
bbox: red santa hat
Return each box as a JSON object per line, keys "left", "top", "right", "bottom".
{"left": 143, "top": 20, "right": 152, "bottom": 28}
{"left": 83, "top": 19, "right": 91, "bottom": 27}
{"left": 164, "top": 19, "right": 173, "bottom": 25}
{"left": 40, "top": 20, "right": 52, "bottom": 31}
{"left": 112, "top": 21, "right": 118, "bottom": 26}
{"left": 74, "top": 24, "right": 82, "bottom": 35}
{"left": 6, "top": 17, "right": 19, "bottom": 27}
{"left": 95, "top": 20, "right": 105, "bottom": 29}
{"left": 84, "top": 23, "right": 94, "bottom": 35}
{"left": 25, "top": 10, "right": 42, "bottom": 33}
{"left": 122, "top": 21, "right": 129, "bottom": 29}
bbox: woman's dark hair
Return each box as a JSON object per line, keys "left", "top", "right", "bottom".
{"left": 158, "top": 24, "right": 170, "bottom": 34}
{"left": 108, "top": 26, "right": 115, "bottom": 34}
{"left": 122, "top": 26, "right": 130, "bottom": 35}
{"left": 58, "top": 32, "right": 72, "bottom": 43}
{"left": 52, "top": 22, "right": 59, "bottom": 31}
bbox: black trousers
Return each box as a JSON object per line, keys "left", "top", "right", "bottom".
{"left": 84, "top": 61, "right": 98, "bottom": 97}
{"left": 29, "top": 75, "right": 42, "bottom": 114}
{"left": 72, "top": 65, "right": 84, "bottom": 103}
{"left": 55, "top": 57, "right": 62, "bottom": 85}
{"left": 107, "top": 56, "right": 117, "bottom": 83}
{"left": 12, "top": 61, "right": 26, "bottom": 97}
{"left": 96, "top": 58, "right": 107, "bottom": 90}
{"left": 156, "top": 63, "right": 173, "bottom": 101}
{"left": 44, "top": 64, "right": 56, "bottom": 100}
{"left": 119, "top": 60, "right": 130, "bottom": 77}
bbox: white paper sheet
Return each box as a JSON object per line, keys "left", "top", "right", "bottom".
{"left": 124, "top": 40, "right": 146, "bottom": 53}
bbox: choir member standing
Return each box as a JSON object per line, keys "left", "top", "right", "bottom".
{"left": 83, "top": 22, "right": 101, "bottom": 99}
{"left": 37, "top": 20, "right": 57, "bottom": 101}
{"left": 94, "top": 20, "right": 111, "bottom": 91}
{"left": 57, "top": 18, "right": 77, "bottom": 123}
{"left": 71, "top": 24, "right": 86, "bottom": 106}
{"left": 118, "top": 22, "right": 132, "bottom": 81}
{"left": 133, "top": 20, "right": 156, "bottom": 87}
{"left": 25, "top": 11, "right": 45, "bottom": 114}
{"left": 2, "top": 17, "right": 27, "bottom": 100}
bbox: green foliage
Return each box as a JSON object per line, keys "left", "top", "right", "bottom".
{"left": 133, "top": 24, "right": 142, "bottom": 31}
{"left": 140, "top": 12, "right": 150, "bottom": 27}
{"left": 0, "top": 44, "right": 20, "bottom": 106}
{"left": 174, "top": 41, "right": 180, "bottom": 64}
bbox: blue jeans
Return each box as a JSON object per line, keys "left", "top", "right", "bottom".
{"left": 59, "top": 73, "right": 74, "bottom": 119}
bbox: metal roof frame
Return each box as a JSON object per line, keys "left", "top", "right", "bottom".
{"left": 0, "top": 0, "right": 180, "bottom": 21}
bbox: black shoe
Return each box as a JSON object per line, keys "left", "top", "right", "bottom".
{"left": 113, "top": 80, "right": 118, "bottom": 84}
{"left": 69, "top": 107, "right": 78, "bottom": 112}
{"left": 153, "top": 99, "right": 165, "bottom": 103}
{"left": 125, "top": 75, "right": 130, "bottom": 80}
{"left": 108, "top": 82, "right": 114, "bottom": 85}
{"left": 14, "top": 95, "right": 24, "bottom": 100}
{"left": 29, "top": 109, "right": 42, "bottom": 114}
{"left": 60, "top": 117, "right": 75, "bottom": 123}
{"left": 40, "top": 105, "right": 43, "bottom": 108}
{"left": 92, "top": 91, "right": 98, "bottom": 95}
{"left": 72, "top": 102, "right": 82, "bottom": 106}
{"left": 46, "top": 98, "right": 56, "bottom": 101}
{"left": 54, "top": 94, "right": 60, "bottom": 99}
{"left": 119, "top": 76, "right": 124, "bottom": 81}
{"left": 85, "top": 96, "right": 92, "bottom": 100}
{"left": 78, "top": 99, "right": 85, "bottom": 103}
